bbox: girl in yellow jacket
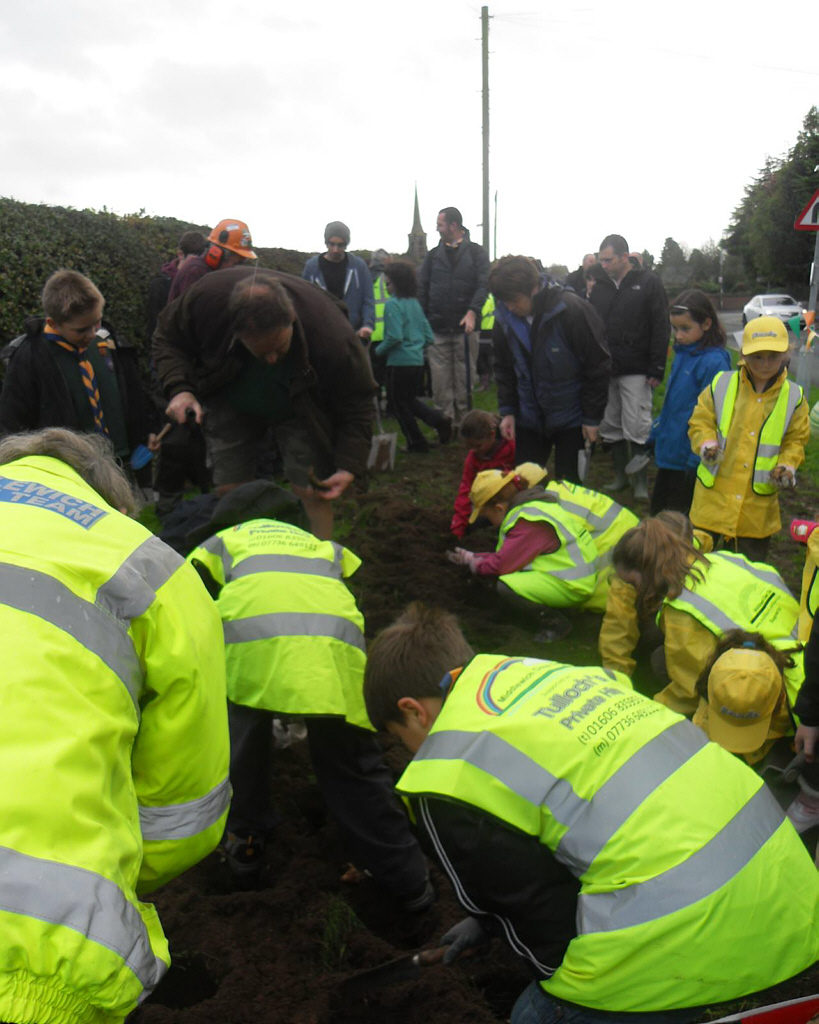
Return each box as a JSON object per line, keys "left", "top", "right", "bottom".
{"left": 688, "top": 316, "right": 809, "bottom": 563}
{"left": 599, "top": 511, "right": 712, "bottom": 677}
{"left": 611, "top": 517, "right": 798, "bottom": 714}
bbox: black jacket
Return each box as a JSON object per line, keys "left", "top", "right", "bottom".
{"left": 0, "top": 318, "right": 147, "bottom": 452}
{"left": 419, "top": 235, "right": 490, "bottom": 331}
{"left": 152, "top": 268, "right": 376, "bottom": 481}
{"left": 795, "top": 613, "right": 819, "bottom": 727}
{"left": 410, "top": 794, "right": 580, "bottom": 978}
{"left": 493, "top": 284, "right": 610, "bottom": 434}
{"left": 589, "top": 268, "right": 669, "bottom": 380}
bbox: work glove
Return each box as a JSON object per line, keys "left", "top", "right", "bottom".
{"left": 438, "top": 915, "right": 489, "bottom": 964}
{"left": 446, "top": 547, "right": 479, "bottom": 572}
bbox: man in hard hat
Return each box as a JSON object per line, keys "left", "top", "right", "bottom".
{"left": 168, "top": 218, "right": 257, "bottom": 302}
{"left": 0, "top": 426, "right": 230, "bottom": 1024}
{"left": 153, "top": 268, "right": 376, "bottom": 539}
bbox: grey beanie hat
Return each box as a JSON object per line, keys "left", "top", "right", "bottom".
{"left": 324, "top": 221, "right": 351, "bottom": 245}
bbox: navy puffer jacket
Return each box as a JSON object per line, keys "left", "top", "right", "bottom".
{"left": 493, "top": 283, "right": 610, "bottom": 434}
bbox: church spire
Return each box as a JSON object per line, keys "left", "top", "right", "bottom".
{"left": 406, "top": 183, "right": 428, "bottom": 265}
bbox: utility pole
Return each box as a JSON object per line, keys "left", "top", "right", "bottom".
{"left": 481, "top": 6, "right": 490, "bottom": 255}
{"left": 493, "top": 189, "right": 498, "bottom": 262}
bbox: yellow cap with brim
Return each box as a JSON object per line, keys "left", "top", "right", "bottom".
{"left": 741, "top": 316, "right": 789, "bottom": 356}
{"left": 468, "top": 469, "right": 515, "bottom": 523}
{"left": 705, "top": 647, "right": 782, "bottom": 754}
{"left": 515, "top": 462, "right": 549, "bottom": 487}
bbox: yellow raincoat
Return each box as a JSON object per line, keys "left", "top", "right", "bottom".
{"left": 688, "top": 365, "right": 809, "bottom": 539}
{"left": 599, "top": 531, "right": 713, "bottom": 678}
{"left": 798, "top": 527, "right": 819, "bottom": 640}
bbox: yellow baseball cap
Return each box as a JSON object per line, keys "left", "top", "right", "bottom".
{"left": 467, "top": 463, "right": 549, "bottom": 524}
{"left": 704, "top": 647, "right": 783, "bottom": 753}
{"left": 468, "top": 469, "right": 515, "bottom": 523}
{"left": 741, "top": 316, "right": 789, "bottom": 356}
{"left": 514, "top": 462, "right": 549, "bottom": 487}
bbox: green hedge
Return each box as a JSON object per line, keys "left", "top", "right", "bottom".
{"left": 0, "top": 198, "right": 311, "bottom": 348}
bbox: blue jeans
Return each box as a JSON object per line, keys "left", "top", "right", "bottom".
{"left": 511, "top": 983, "right": 700, "bottom": 1024}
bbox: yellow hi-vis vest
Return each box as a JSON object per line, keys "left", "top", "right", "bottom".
{"left": 546, "top": 481, "right": 638, "bottom": 561}
{"left": 398, "top": 655, "right": 819, "bottom": 1011}
{"left": 0, "top": 455, "right": 230, "bottom": 1024}
{"left": 664, "top": 550, "right": 799, "bottom": 641}
{"left": 798, "top": 530, "right": 819, "bottom": 640}
{"left": 498, "top": 500, "right": 599, "bottom": 605}
{"left": 371, "top": 273, "right": 389, "bottom": 343}
{"left": 545, "top": 481, "right": 639, "bottom": 612}
{"left": 480, "top": 294, "right": 495, "bottom": 331}
{"left": 189, "top": 519, "right": 372, "bottom": 730}
{"left": 696, "top": 370, "right": 804, "bottom": 494}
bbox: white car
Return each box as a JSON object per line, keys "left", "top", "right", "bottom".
{"left": 742, "top": 294, "right": 806, "bottom": 330}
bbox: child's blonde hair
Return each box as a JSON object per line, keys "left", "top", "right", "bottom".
{"left": 612, "top": 517, "right": 709, "bottom": 616}
{"left": 42, "top": 269, "right": 104, "bottom": 324}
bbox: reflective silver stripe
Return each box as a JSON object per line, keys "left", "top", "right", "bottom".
{"left": 415, "top": 729, "right": 586, "bottom": 825}
{"left": 505, "top": 505, "right": 596, "bottom": 580}
{"left": 782, "top": 380, "right": 803, "bottom": 426}
{"left": 675, "top": 585, "right": 741, "bottom": 635}
{"left": 228, "top": 554, "right": 343, "bottom": 582}
{"left": 0, "top": 562, "right": 142, "bottom": 710}
{"left": 558, "top": 497, "right": 620, "bottom": 535}
{"left": 200, "top": 534, "right": 232, "bottom": 577}
{"left": 576, "top": 784, "right": 784, "bottom": 934}
{"left": 712, "top": 371, "right": 735, "bottom": 446}
{"left": 224, "top": 611, "right": 366, "bottom": 651}
{"left": 139, "top": 776, "right": 232, "bottom": 840}
{"left": 715, "top": 553, "right": 794, "bottom": 599}
{"left": 97, "top": 536, "right": 184, "bottom": 622}
{"left": 757, "top": 443, "right": 780, "bottom": 458}
{"left": 555, "top": 721, "right": 708, "bottom": 874}
{"left": 0, "top": 844, "right": 166, "bottom": 992}
{"left": 596, "top": 549, "right": 613, "bottom": 570}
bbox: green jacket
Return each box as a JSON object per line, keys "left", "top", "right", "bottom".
{"left": 0, "top": 456, "right": 230, "bottom": 1024}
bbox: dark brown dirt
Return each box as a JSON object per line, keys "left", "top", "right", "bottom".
{"left": 129, "top": 435, "right": 818, "bottom": 1024}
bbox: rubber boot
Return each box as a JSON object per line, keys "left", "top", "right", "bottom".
{"left": 627, "top": 443, "right": 650, "bottom": 500}
{"left": 604, "top": 440, "right": 629, "bottom": 493}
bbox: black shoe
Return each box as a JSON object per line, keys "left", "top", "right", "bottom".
{"left": 437, "top": 418, "right": 453, "bottom": 444}
{"left": 220, "top": 831, "right": 266, "bottom": 879}
{"left": 400, "top": 878, "right": 435, "bottom": 913}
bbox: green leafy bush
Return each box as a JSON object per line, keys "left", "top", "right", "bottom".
{"left": 0, "top": 198, "right": 310, "bottom": 351}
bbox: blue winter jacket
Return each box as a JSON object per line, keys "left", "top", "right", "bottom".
{"left": 302, "top": 254, "right": 375, "bottom": 332}
{"left": 493, "top": 282, "right": 610, "bottom": 434}
{"left": 653, "top": 342, "right": 731, "bottom": 470}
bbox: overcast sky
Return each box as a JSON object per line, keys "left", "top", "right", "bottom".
{"left": 2, "top": 0, "right": 816, "bottom": 268}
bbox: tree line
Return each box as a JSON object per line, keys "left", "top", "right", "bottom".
{"left": 648, "top": 107, "right": 818, "bottom": 297}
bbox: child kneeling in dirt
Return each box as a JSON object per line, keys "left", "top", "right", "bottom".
{"left": 447, "top": 466, "right": 600, "bottom": 641}
{"left": 694, "top": 628, "right": 819, "bottom": 843}
{"left": 363, "top": 603, "right": 819, "bottom": 1023}
{"left": 187, "top": 481, "right": 432, "bottom": 911}
{"left": 600, "top": 511, "right": 712, "bottom": 678}
{"left": 450, "top": 409, "right": 516, "bottom": 540}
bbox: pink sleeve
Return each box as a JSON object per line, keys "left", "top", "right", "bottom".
{"left": 474, "top": 521, "right": 559, "bottom": 576}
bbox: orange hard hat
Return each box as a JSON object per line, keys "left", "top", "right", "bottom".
{"left": 207, "top": 219, "right": 257, "bottom": 260}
